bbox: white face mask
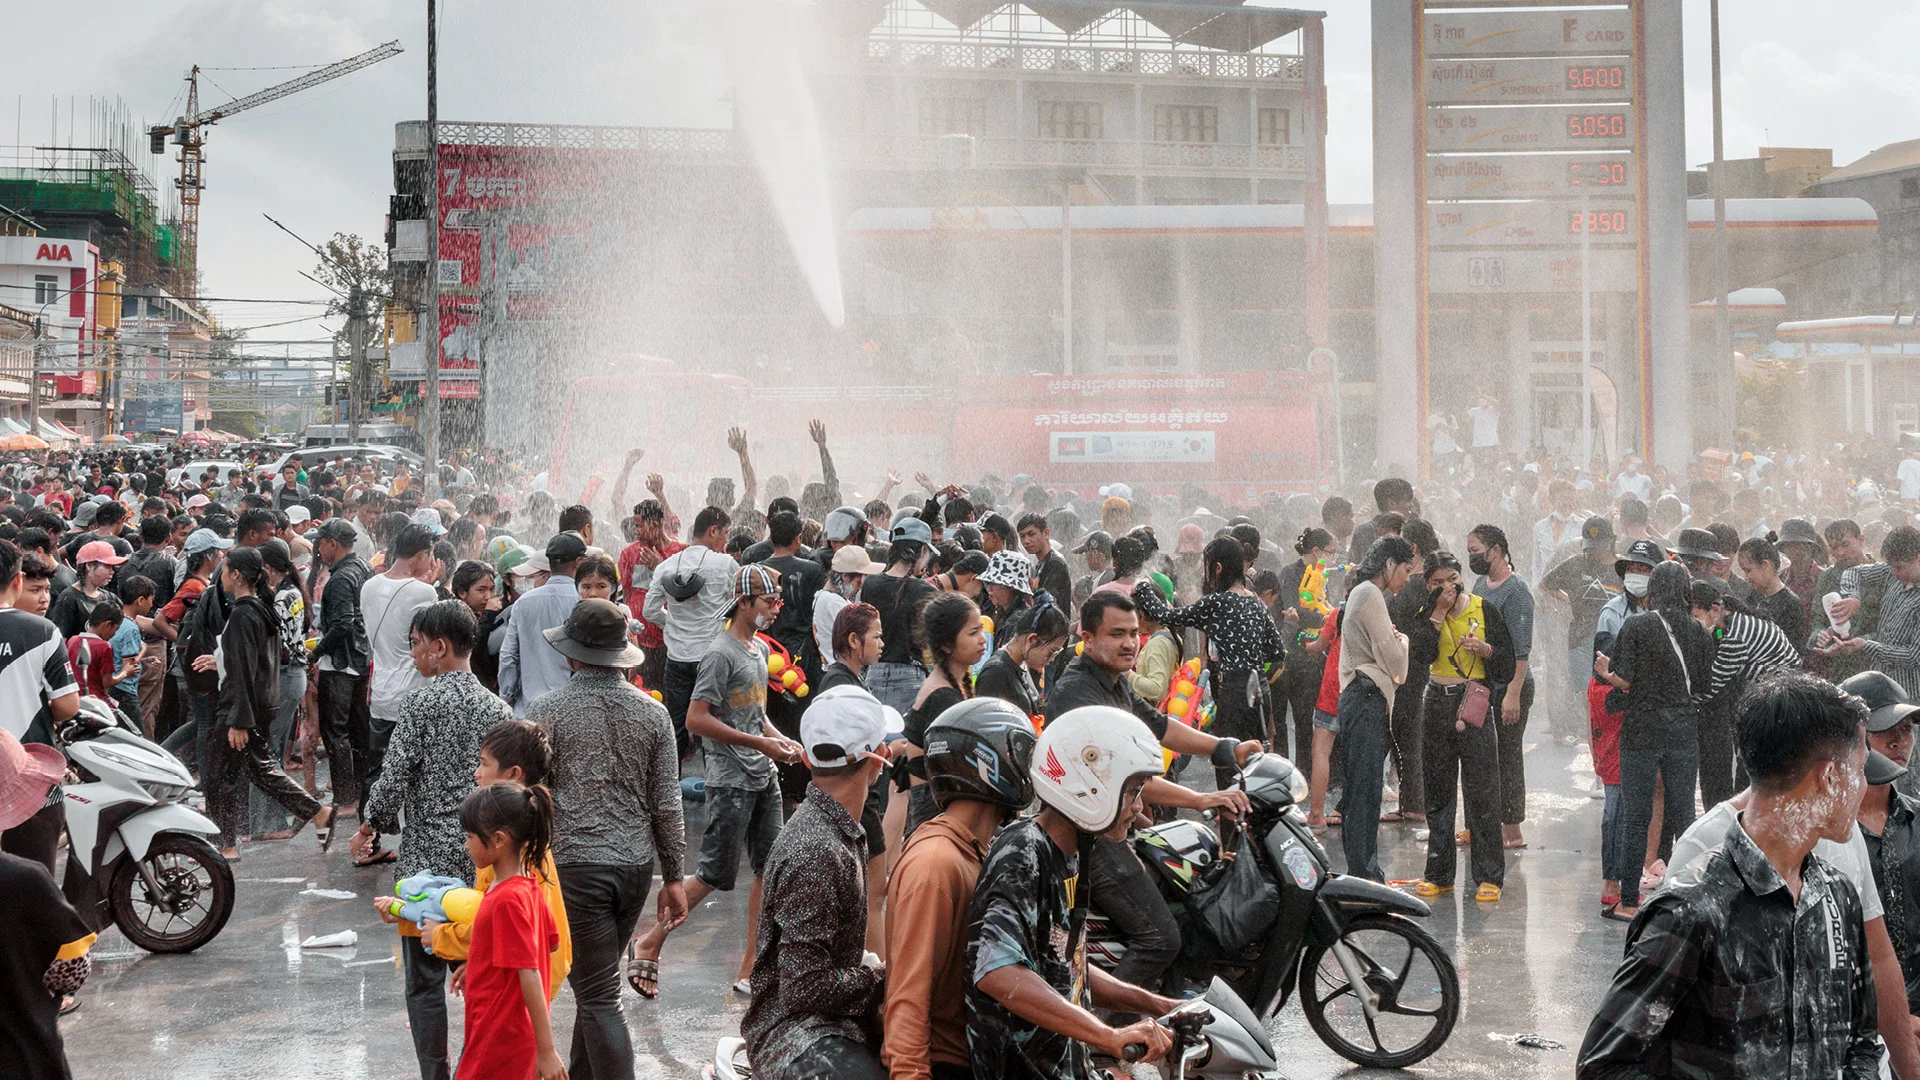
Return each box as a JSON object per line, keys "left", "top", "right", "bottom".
{"left": 1623, "top": 572, "right": 1651, "bottom": 598}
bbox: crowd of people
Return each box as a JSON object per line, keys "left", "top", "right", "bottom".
{"left": 7, "top": 427, "right": 1920, "bottom": 1079}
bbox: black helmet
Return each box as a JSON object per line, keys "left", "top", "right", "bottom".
{"left": 923, "top": 698, "right": 1038, "bottom": 812}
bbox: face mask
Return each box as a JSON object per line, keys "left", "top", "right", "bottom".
{"left": 1623, "top": 572, "right": 1650, "bottom": 598}
{"left": 1468, "top": 553, "right": 1492, "bottom": 577}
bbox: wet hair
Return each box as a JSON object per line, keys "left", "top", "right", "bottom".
{"left": 557, "top": 504, "right": 593, "bottom": 535}
{"left": 257, "top": 539, "right": 300, "bottom": 590}
{"left": 1372, "top": 512, "right": 1406, "bottom": 537}
{"left": 117, "top": 573, "right": 156, "bottom": 604}
{"left": 632, "top": 499, "right": 665, "bottom": 524}
{"left": 917, "top": 592, "right": 979, "bottom": 696}
{"left": 451, "top": 559, "right": 493, "bottom": 597}
{"left": 887, "top": 537, "right": 927, "bottom": 569}
{"left": 1079, "top": 590, "right": 1136, "bottom": 634}
{"left": 943, "top": 497, "right": 974, "bottom": 526}
{"left": 1009, "top": 594, "right": 1070, "bottom": 645}
{"left": 391, "top": 523, "right": 437, "bottom": 560}
{"left": 1737, "top": 671, "right": 1867, "bottom": 793}
{"left": 950, "top": 549, "right": 990, "bottom": 578}
{"left": 1737, "top": 536, "right": 1781, "bottom": 570}
{"left": 1467, "top": 523, "right": 1510, "bottom": 563}
{"left": 94, "top": 500, "right": 125, "bottom": 526}
{"left": 446, "top": 517, "right": 480, "bottom": 550}
{"left": 20, "top": 552, "right": 54, "bottom": 582}
{"left": 1250, "top": 568, "right": 1282, "bottom": 598}
{"left": 1373, "top": 477, "right": 1414, "bottom": 511}
{"left": 140, "top": 516, "right": 172, "bottom": 545}
{"left": 832, "top": 602, "right": 880, "bottom": 661}
{"left": 1201, "top": 536, "right": 1245, "bottom": 594}
{"left": 1826, "top": 518, "right": 1864, "bottom": 546}
{"left": 1885, "top": 526, "right": 1920, "bottom": 565}
{"left": 862, "top": 499, "right": 891, "bottom": 521}
{"left": 1110, "top": 535, "right": 1147, "bottom": 578}
{"left": 236, "top": 508, "right": 277, "bottom": 540}
{"left": 692, "top": 505, "right": 731, "bottom": 541}
{"left": 1356, "top": 535, "right": 1417, "bottom": 582}
{"left": 1647, "top": 560, "right": 1692, "bottom": 615}
{"left": 459, "top": 781, "right": 555, "bottom": 874}
{"left": 1321, "top": 496, "right": 1352, "bottom": 524}
{"left": 480, "top": 719, "right": 551, "bottom": 787}
{"left": 768, "top": 511, "right": 804, "bottom": 548}
{"left": 1016, "top": 512, "right": 1048, "bottom": 535}
{"left": 87, "top": 595, "right": 124, "bottom": 630}
{"left": 1294, "top": 526, "right": 1334, "bottom": 556}
{"left": 223, "top": 544, "right": 270, "bottom": 593}
{"left": 575, "top": 553, "right": 618, "bottom": 588}
{"left": 410, "top": 598, "right": 478, "bottom": 658}
{"left": 1619, "top": 497, "right": 1649, "bottom": 527}
{"left": 1401, "top": 517, "right": 1440, "bottom": 559}
{"left": 1705, "top": 522, "right": 1740, "bottom": 558}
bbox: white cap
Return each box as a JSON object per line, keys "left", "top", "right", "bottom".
{"left": 1099, "top": 483, "right": 1133, "bottom": 501}
{"left": 511, "top": 550, "right": 550, "bottom": 576}
{"left": 801, "top": 685, "right": 903, "bottom": 769}
{"left": 285, "top": 505, "right": 312, "bottom": 525}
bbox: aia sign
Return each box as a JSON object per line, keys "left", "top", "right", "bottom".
{"left": 35, "top": 243, "right": 72, "bottom": 262}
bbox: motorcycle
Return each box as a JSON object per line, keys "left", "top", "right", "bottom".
{"left": 57, "top": 696, "right": 235, "bottom": 953}
{"left": 701, "top": 976, "right": 1282, "bottom": 1080}
{"left": 1087, "top": 683, "right": 1461, "bottom": 1068}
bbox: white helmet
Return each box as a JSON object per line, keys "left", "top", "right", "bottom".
{"left": 1031, "top": 706, "right": 1166, "bottom": 833}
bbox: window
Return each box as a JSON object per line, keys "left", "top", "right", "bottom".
{"left": 918, "top": 97, "right": 985, "bottom": 138}
{"left": 1038, "top": 101, "right": 1101, "bottom": 140}
{"left": 1258, "top": 107, "right": 1291, "bottom": 145}
{"left": 33, "top": 275, "right": 58, "bottom": 307}
{"left": 1902, "top": 177, "right": 1920, "bottom": 201}
{"left": 1155, "top": 104, "right": 1218, "bottom": 143}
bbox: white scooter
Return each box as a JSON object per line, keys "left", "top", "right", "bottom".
{"left": 58, "top": 696, "right": 235, "bottom": 953}
{"left": 701, "top": 976, "right": 1281, "bottom": 1080}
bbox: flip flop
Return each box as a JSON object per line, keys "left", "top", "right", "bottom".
{"left": 1601, "top": 903, "right": 1636, "bottom": 923}
{"left": 730, "top": 978, "right": 752, "bottom": 996}
{"left": 1378, "top": 811, "right": 1406, "bottom": 823}
{"left": 1504, "top": 838, "right": 1530, "bottom": 850}
{"left": 625, "top": 943, "right": 660, "bottom": 999}
{"left": 314, "top": 807, "right": 339, "bottom": 853}
{"left": 354, "top": 846, "right": 397, "bottom": 868}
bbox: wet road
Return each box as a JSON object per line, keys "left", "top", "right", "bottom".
{"left": 61, "top": 738, "right": 1627, "bottom": 1079}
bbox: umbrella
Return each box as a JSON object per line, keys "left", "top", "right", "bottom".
{"left": 99, "top": 433, "right": 129, "bottom": 444}
{"left": 0, "top": 433, "right": 49, "bottom": 451}
{"left": 178, "top": 430, "right": 213, "bottom": 445}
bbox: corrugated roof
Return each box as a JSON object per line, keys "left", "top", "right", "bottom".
{"left": 906, "top": 2, "right": 1321, "bottom": 51}
{"left": 1817, "top": 138, "right": 1920, "bottom": 185}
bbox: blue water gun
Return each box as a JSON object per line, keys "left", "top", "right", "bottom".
{"left": 385, "top": 873, "right": 473, "bottom": 930}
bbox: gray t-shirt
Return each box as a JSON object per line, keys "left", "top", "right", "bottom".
{"left": 1474, "top": 572, "right": 1535, "bottom": 682}
{"left": 693, "top": 632, "right": 774, "bottom": 790}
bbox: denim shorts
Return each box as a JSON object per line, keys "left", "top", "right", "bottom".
{"left": 696, "top": 784, "right": 783, "bottom": 891}
{"left": 1312, "top": 707, "right": 1340, "bottom": 734}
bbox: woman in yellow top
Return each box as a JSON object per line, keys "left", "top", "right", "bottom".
{"left": 1406, "top": 552, "right": 1517, "bottom": 903}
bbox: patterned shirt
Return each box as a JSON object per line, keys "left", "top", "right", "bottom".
{"left": 1841, "top": 561, "right": 1920, "bottom": 696}
{"left": 1863, "top": 790, "right": 1920, "bottom": 1013}
{"left": 527, "top": 668, "right": 686, "bottom": 876}
{"left": 965, "top": 818, "right": 1086, "bottom": 1080}
{"left": 1577, "top": 820, "right": 1879, "bottom": 1080}
{"left": 1130, "top": 580, "right": 1286, "bottom": 675}
{"left": 363, "top": 670, "right": 513, "bottom": 881}
{"left": 1702, "top": 610, "right": 1801, "bottom": 704}
{"left": 740, "top": 784, "right": 883, "bottom": 1077}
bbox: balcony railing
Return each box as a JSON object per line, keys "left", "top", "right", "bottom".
{"left": 865, "top": 39, "right": 1304, "bottom": 81}
{"left": 843, "top": 134, "right": 1307, "bottom": 175}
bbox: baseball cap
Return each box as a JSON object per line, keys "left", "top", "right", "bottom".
{"left": 1580, "top": 515, "right": 1616, "bottom": 551}
{"left": 830, "top": 545, "right": 886, "bottom": 575}
{"left": 314, "top": 518, "right": 359, "bottom": 546}
{"left": 891, "top": 516, "right": 933, "bottom": 548}
{"left": 408, "top": 507, "right": 447, "bottom": 537}
{"left": 1614, "top": 539, "right": 1667, "bottom": 579}
{"left": 1867, "top": 749, "right": 1908, "bottom": 786}
{"left": 1839, "top": 672, "right": 1920, "bottom": 733}
{"left": 75, "top": 540, "right": 128, "bottom": 566}
{"left": 183, "top": 528, "right": 235, "bottom": 554}
{"left": 731, "top": 563, "right": 782, "bottom": 604}
{"left": 800, "top": 685, "right": 904, "bottom": 769}
{"left": 1099, "top": 482, "right": 1134, "bottom": 501}
{"left": 1176, "top": 522, "right": 1206, "bottom": 554}
{"left": 285, "top": 505, "right": 312, "bottom": 526}
{"left": 514, "top": 551, "right": 551, "bottom": 576}
{"left": 497, "top": 544, "right": 537, "bottom": 577}
{"left": 545, "top": 531, "right": 589, "bottom": 565}
{"left": 185, "top": 493, "right": 210, "bottom": 510}
{"left": 1071, "top": 530, "right": 1114, "bottom": 556}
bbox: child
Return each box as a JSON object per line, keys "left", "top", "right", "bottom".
{"left": 425, "top": 720, "right": 572, "bottom": 1001}
{"left": 111, "top": 576, "right": 157, "bottom": 724}
{"left": 1591, "top": 655, "right": 1627, "bottom": 920}
{"left": 453, "top": 782, "right": 564, "bottom": 1080}
{"left": 70, "top": 600, "right": 135, "bottom": 703}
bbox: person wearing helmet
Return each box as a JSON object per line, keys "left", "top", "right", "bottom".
{"left": 966, "top": 706, "right": 1180, "bottom": 1078}
{"left": 818, "top": 505, "right": 872, "bottom": 575}
{"left": 883, "top": 697, "right": 1038, "bottom": 1080}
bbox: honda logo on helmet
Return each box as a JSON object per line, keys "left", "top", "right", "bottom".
{"left": 1039, "top": 746, "right": 1067, "bottom": 783}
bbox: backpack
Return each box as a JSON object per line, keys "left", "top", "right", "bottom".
{"left": 178, "top": 581, "right": 228, "bottom": 695}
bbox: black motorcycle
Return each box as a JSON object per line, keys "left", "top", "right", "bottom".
{"left": 1086, "top": 748, "right": 1461, "bottom": 1068}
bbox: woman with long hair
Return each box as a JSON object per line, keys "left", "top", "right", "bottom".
{"left": 1131, "top": 536, "right": 1289, "bottom": 743}
{"left": 974, "top": 595, "right": 1070, "bottom": 719}
{"left": 859, "top": 524, "right": 938, "bottom": 717}
{"left": 1333, "top": 535, "right": 1416, "bottom": 882}
{"left": 249, "top": 540, "right": 313, "bottom": 839}
{"left": 900, "top": 592, "right": 988, "bottom": 838}
{"left": 1277, "top": 526, "right": 1337, "bottom": 764}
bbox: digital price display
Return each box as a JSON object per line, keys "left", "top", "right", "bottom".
{"left": 1565, "top": 65, "right": 1627, "bottom": 91}
{"left": 1568, "top": 160, "right": 1629, "bottom": 186}
{"left": 1569, "top": 208, "right": 1631, "bottom": 235}
{"left": 1566, "top": 113, "right": 1627, "bottom": 139}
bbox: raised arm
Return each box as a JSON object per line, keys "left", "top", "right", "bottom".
{"left": 809, "top": 420, "right": 840, "bottom": 506}
{"left": 727, "top": 426, "right": 756, "bottom": 515}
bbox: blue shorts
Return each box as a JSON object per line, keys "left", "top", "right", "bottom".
{"left": 696, "top": 784, "right": 783, "bottom": 891}
{"left": 1313, "top": 708, "right": 1340, "bottom": 734}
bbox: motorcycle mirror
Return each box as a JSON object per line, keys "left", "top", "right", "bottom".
{"left": 1246, "top": 670, "right": 1261, "bottom": 710}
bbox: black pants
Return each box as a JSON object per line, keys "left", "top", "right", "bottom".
{"left": 1211, "top": 669, "right": 1266, "bottom": 743}
{"left": 780, "top": 1035, "right": 886, "bottom": 1080}
{"left": 1337, "top": 675, "right": 1391, "bottom": 882}
{"left": 1697, "top": 695, "right": 1737, "bottom": 813}
{"left": 402, "top": 933, "right": 450, "bottom": 1080}
{"left": 663, "top": 658, "right": 701, "bottom": 760}
{"left": 1, "top": 797, "right": 65, "bottom": 874}
{"left": 557, "top": 862, "right": 654, "bottom": 1080}
{"left": 1391, "top": 672, "right": 1429, "bottom": 817}
{"left": 1421, "top": 684, "right": 1503, "bottom": 889}
{"left": 1619, "top": 710, "right": 1699, "bottom": 907}
{"left": 316, "top": 669, "right": 373, "bottom": 809}
{"left": 205, "top": 724, "right": 322, "bottom": 846}
{"left": 1493, "top": 678, "right": 1535, "bottom": 825}
{"left": 1088, "top": 836, "right": 1181, "bottom": 1001}
{"left": 1281, "top": 648, "right": 1325, "bottom": 765}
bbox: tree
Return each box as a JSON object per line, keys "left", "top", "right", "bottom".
{"left": 311, "top": 233, "right": 392, "bottom": 318}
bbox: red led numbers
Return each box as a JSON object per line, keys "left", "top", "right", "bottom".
{"left": 1569, "top": 161, "right": 1628, "bottom": 186}
{"left": 1566, "top": 113, "right": 1627, "bottom": 138}
{"left": 1569, "top": 209, "right": 1629, "bottom": 234}
{"left": 1565, "top": 66, "right": 1626, "bottom": 91}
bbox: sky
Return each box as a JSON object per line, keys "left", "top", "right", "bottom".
{"left": 8, "top": 0, "right": 1918, "bottom": 336}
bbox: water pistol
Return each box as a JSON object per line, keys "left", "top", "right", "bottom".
{"left": 1296, "top": 560, "right": 1353, "bottom": 642}
{"left": 758, "top": 633, "right": 811, "bottom": 699}
{"left": 385, "top": 873, "right": 482, "bottom": 953}
{"left": 1160, "top": 658, "right": 1211, "bottom": 729}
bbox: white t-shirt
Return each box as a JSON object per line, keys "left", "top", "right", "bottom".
{"left": 360, "top": 573, "right": 439, "bottom": 719}
{"left": 814, "top": 589, "right": 849, "bottom": 667}
{"left": 1667, "top": 800, "right": 1883, "bottom": 923}
{"left": 1617, "top": 469, "right": 1653, "bottom": 505}
{"left": 1899, "top": 457, "right": 1920, "bottom": 502}
{"left": 1468, "top": 404, "right": 1499, "bottom": 448}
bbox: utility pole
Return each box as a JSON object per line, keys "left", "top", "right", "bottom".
{"left": 1709, "top": 0, "right": 1732, "bottom": 446}
{"left": 348, "top": 284, "right": 365, "bottom": 443}
{"left": 27, "top": 320, "right": 41, "bottom": 442}
{"left": 423, "top": 0, "right": 442, "bottom": 498}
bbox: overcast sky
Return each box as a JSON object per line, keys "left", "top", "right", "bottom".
{"left": 9, "top": 0, "right": 1916, "bottom": 336}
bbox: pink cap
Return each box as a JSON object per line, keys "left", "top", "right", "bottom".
{"left": 185, "top": 493, "right": 210, "bottom": 509}
{"left": 76, "top": 540, "right": 128, "bottom": 566}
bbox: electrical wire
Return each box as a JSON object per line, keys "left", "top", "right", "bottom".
{"left": 0, "top": 282, "right": 331, "bottom": 305}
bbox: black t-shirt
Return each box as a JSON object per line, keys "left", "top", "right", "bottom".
{"left": 0, "top": 852, "right": 93, "bottom": 1080}
{"left": 763, "top": 553, "right": 828, "bottom": 668}
{"left": 863, "top": 572, "right": 937, "bottom": 667}
{"left": 975, "top": 648, "right": 1039, "bottom": 717}
{"left": 1044, "top": 651, "right": 1170, "bottom": 741}
{"left": 1034, "top": 550, "right": 1072, "bottom": 608}
{"left": 906, "top": 683, "right": 965, "bottom": 749}
{"left": 47, "top": 587, "right": 104, "bottom": 642}
{"left": 1542, "top": 554, "right": 1622, "bottom": 652}
{"left": 817, "top": 662, "right": 864, "bottom": 694}
{"left": 1758, "top": 586, "right": 1811, "bottom": 657}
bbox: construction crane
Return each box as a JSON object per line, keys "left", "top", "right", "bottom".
{"left": 148, "top": 40, "right": 404, "bottom": 290}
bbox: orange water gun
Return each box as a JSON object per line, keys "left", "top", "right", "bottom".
{"left": 1160, "top": 657, "right": 1207, "bottom": 729}
{"left": 756, "top": 633, "right": 811, "bottom": 699}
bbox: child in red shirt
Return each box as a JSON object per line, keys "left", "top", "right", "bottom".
{"left": 68, "top": 603, "right": 132, "bottom": 701}
{"left": 1589, "top": 671, "right": 1628, "bottom": 920}
{"left": 1307, "top": 605, "right": 1345, "bottom": 827}
{"left": 455, "top": 783, "right": 563, "bottom": 1080}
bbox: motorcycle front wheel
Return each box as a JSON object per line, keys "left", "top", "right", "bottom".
{"left": 108, "top": 834, "right": 235, "bottom": 953}
{"left": 1297, "top": 912, "right": 1460, "bottom": 1068}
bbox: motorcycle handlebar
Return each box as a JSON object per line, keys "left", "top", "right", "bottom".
{"left": 1121, "top": 1043, "right": 1147, "bottom": 1063}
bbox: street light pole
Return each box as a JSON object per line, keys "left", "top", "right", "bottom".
{"left": 423, "top": 0, "right": 442, "bottom": 498}
{"left": 1710, "top": 0, "right": 1732, "bottom": 445}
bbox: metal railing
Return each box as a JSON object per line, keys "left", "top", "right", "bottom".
{"left": 865, "top": 39, "right": 1304, "bottom": 81}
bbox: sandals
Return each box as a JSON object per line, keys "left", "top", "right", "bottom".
{"left": 1413, "top": 881, "right": 1452, "bottom": 897}
{"left": 625, "top": 942, "right": 660, "bottom": 999}
{"left": 731, "top": 978, "right": 752, "bottom": 996}
{"left": 1378, "top": 811, "right": 1406, "bottom": 823}
{"left": 1474, "top": 883, "right": 1502, "bottom": 903}
{"left": 354, "top": 846, "right": 397, "bottom": 868}
{"left": 313, "top": 807, "right": 338, "bottom": 853}
{"left": 1456, "top": 830, "right": 1472, "bottom": 846}
{"left": 1601, "top": 903, "right": 1637, "bottom": 923}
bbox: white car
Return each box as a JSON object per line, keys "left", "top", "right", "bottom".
{"left": 267, "top": 444, "right": 423, "bottom": 477}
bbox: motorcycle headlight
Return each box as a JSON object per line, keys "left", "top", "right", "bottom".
{"left": 139, "top": 780, "right": 192, "bottom": 803}
{"left": 1287, "top": 766, "right": 1310, "bottom": 805}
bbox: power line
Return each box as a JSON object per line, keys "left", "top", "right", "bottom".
{"left": 0, "top": 282, "right": 331, "bottom": 305}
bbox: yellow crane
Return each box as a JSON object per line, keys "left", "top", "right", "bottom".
{"left": 148, "top": 40, "right": 404, "bottom": 291}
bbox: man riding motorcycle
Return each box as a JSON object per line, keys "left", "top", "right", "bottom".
{"left": 883, "top": 697, "right": 1039, "bottom": 1080}
{"left": 964, "top": 706, "right": 1184, "bottom": 1079}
